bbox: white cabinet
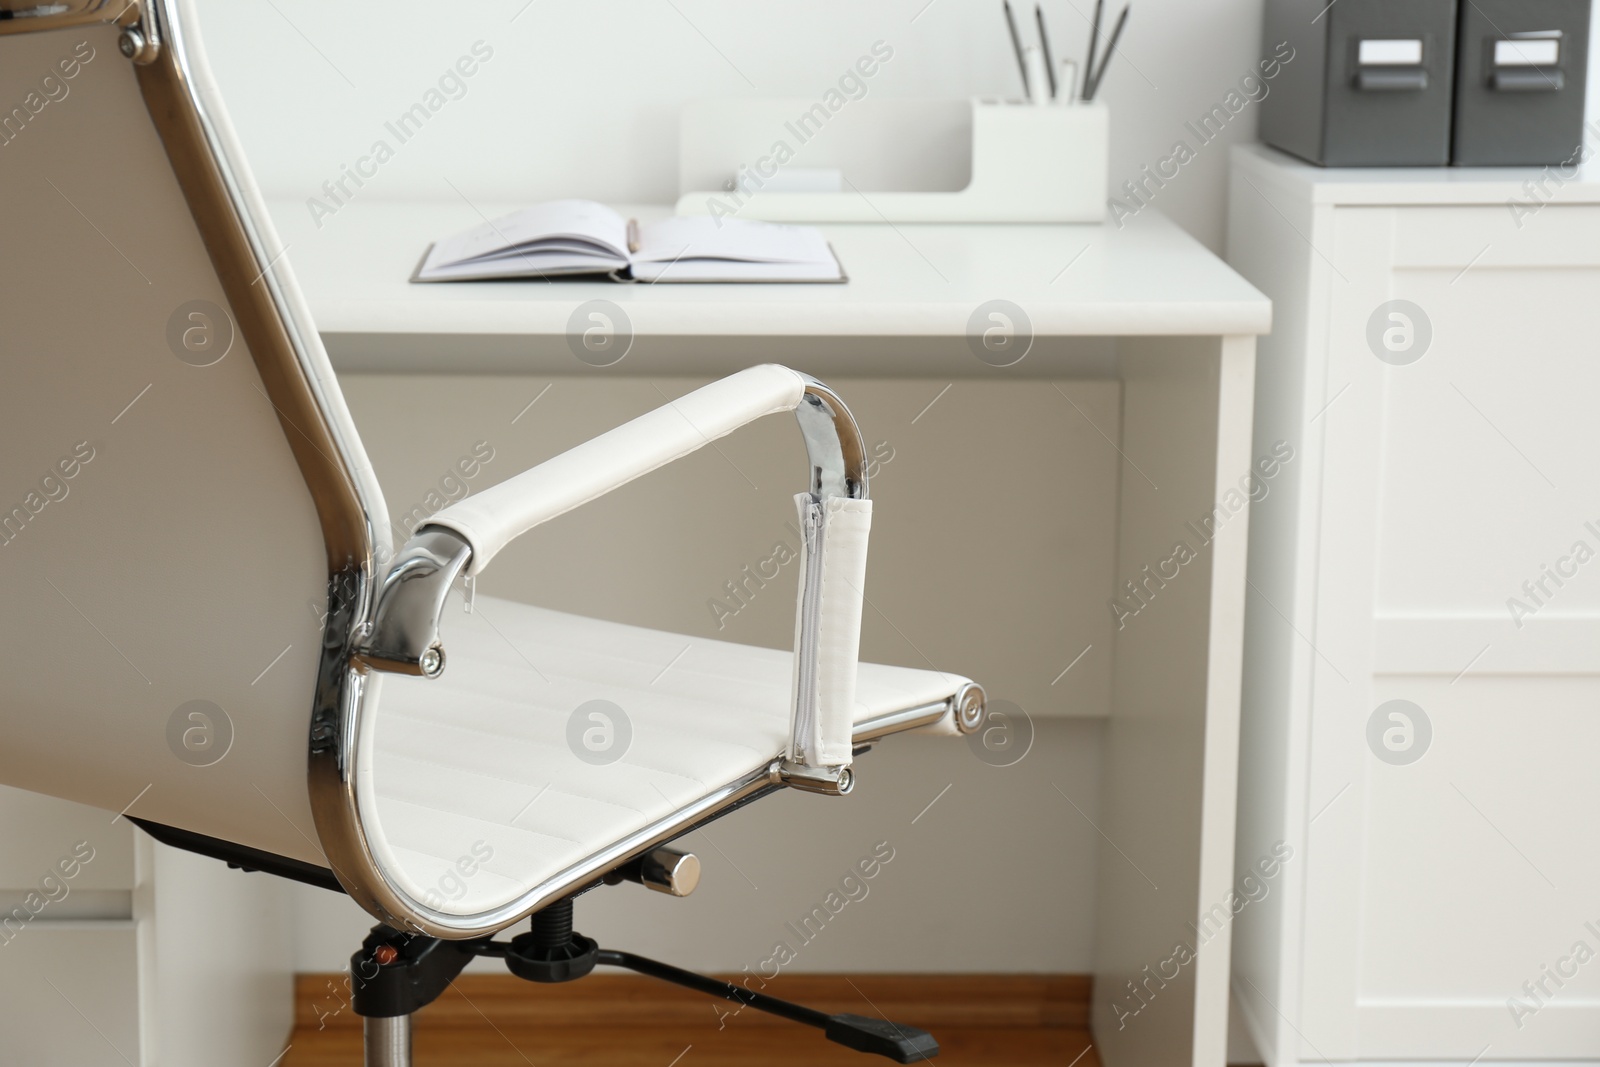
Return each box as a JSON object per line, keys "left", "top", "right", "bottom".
{"left": 2, "top": 924, "right": 144, "bottom": 1065}
{"left": 1227, "top": 144, "right": 1600, "bottom": 1066}
{"left": 0, "top": 787, "right": 294, "bottom": 1066}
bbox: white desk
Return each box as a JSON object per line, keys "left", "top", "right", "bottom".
{"left": 274, "top": 200, "right": 1268, "bottom": 376}
{"left": 279, "top": 198, "right": 1269, "bottom": 1067}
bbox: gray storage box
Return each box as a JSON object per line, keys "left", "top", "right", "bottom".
{"left": 1259, "top": 0, "right": 1458, "bottom": 166}
{"left": 1452, "top": 0, "right": 1592, "bottom": 165}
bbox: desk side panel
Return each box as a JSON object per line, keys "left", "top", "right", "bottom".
{"left": 1093, "top": 336, "right": 1253, "bottom": 1067}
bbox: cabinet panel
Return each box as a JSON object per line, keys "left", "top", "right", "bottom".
{"left": 1297, "top": 205, "right": 1401, "bottom": 1060}
{"left": 0, "top": 922, "right": 143, "bottom": 1066}
{"left": 1358, "top": 675, "right": 1600, "bottom": 1013}
{"left": 1393, "top": 204, "right": 1600, "bottom": 268}
{"left": 1372, "top": 246, "right": 1600, "bottom": 619}
{"left": 1313, "top": 202, "right": 1600, "bottom": 1061}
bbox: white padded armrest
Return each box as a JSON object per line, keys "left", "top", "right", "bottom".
{"left": 788, "top": 494, "right": 873, "bottom": 768}
{"left": 426, "top": 364, "right": 806, "bottom": 575}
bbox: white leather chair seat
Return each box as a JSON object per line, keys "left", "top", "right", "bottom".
{"left": 367, "top": 596, "right": 966, "bottom": 916}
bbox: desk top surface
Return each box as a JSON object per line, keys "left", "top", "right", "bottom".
{"left": 272, "top": 199, "right": 1270, "bottom": 364}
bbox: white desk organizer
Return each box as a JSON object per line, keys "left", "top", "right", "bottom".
{"left": 675, "top": 97, "right": 1108, "bottom": 224}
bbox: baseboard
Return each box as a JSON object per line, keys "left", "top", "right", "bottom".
{"left": 295, "top": 972, "right": 1091, "bottom": 1033}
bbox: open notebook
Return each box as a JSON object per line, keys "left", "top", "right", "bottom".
{"left": 413, "top": 200, "right": 845, "bottom": 284}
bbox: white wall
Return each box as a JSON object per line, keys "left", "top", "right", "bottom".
{"left": 195, "top": 0, "right": 1265, "bottom": 251}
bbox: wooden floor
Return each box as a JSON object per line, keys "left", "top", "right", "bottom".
{"left": 283, "top": 973, "right": 1099, "bottom": 1067}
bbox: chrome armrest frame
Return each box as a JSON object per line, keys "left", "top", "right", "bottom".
{"left": 353, "top": 530, "right": 472, "bottom": 678}
{"left": 795, "top": 376, "right": 869, "bottom": 503}
{"left": 354, "top": 375, "right": 870, "bottom": 688}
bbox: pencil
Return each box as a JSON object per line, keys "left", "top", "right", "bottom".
{"left": 1083, "top": 0, "right": 1103, "bottom": 99}
{"left": 1004, "top": 0, "right": 1032, "bottom": 98}
{"left": 1086, "top": 4, "right": 1128, "bottom": 100}
{"left": 1036, "top": 4, "right": 1058, "bottom": 99}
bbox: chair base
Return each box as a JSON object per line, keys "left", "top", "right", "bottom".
{"left": 350, "top": 897, "right": 940, "bottom": 1064}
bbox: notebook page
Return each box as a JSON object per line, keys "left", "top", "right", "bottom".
{"left": 630, "top": 257, "right": 843, "bottom": 283}
{"left": 418, "top": 251, "right": 627, "bottom": 281}
{"left": 633, "top": 215, "right": 834, "bottom": 266}
{"left": 428, "top": 200, "right": 630, "bottom": 267}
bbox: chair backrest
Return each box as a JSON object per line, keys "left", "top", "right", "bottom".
{"left": 0, "top": 1, "right": 389, "bottom": 868}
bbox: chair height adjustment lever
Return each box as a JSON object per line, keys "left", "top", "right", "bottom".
{"left": 603, "top": 846, "right": 702, "bottom": 896}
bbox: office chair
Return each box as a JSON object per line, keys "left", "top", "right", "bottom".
{"left": 0, "top": 2, "right": 986, "bottom": 1063}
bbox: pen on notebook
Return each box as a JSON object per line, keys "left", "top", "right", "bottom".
{"left": 1003, "top": 0, "right": 1032, "bottom": 100}
{"left": 1086, "top": 4, "right": 1129, "bottom": 101}
{"left": 1035, "top": 4, "right": 1058, "bottom": 100}
{"left": 626, "top": 218, "right": 640, "bottom": 254}
{"left": 1083, "top": 0, "right": 1103, "bottom": 99}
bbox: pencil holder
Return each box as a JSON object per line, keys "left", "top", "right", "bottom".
{"left": 676, "top": 97, "right": 1109, "bottom": 224}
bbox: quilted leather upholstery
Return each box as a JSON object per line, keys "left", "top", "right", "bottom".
{"left": 366, "top": 596, "right": 968, "bottom": 916}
